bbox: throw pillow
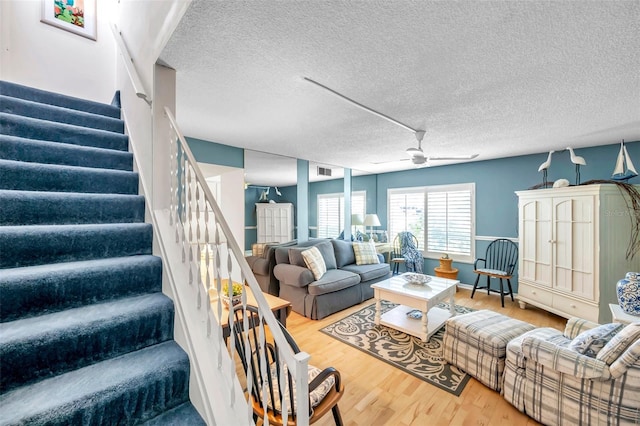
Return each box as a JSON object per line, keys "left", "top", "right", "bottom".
{"left": 353, "top": 242, "right": 380, "bottom": 265}
{"left": 568, "top": 323, "right": 624, "bottom": 358}
{"left": 301, "top": 247, "right": 327, "bottom": 280}
{"left": 314, "top": 240, "right": 337, "bottom": 270}
{"left": 596, "top": 323, "right": 640, "bottom": 364}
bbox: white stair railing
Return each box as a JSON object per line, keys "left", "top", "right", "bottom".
{"left": 164, "top": 107, "right": 311, "bottom": 426}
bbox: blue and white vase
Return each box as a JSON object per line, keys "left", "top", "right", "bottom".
{"left": 616, "top": 272, "right": 640, "bottom": 316}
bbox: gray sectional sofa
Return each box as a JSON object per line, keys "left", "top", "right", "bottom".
{"left": 245, "top": 240, "right": 299, "bottom": 296}
{"left": 273, "top": 239, "right": 391, "bottom": 319}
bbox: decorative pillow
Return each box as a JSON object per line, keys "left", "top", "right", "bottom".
{"left": 314, "top": 240, "right": 337, "bottom": 270}
{"left": 353, "top": 242, "right": 380, "bottom": 265}
{"left": 301, "top": 247, "right": 327, "bottom": 280}
{"left": 568, "top": 323, "right": 624, "bottom": 358}
{"left": 597, "top": 323, "right": 640, "bottom": 364}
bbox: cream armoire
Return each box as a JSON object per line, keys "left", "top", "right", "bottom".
{"left": 256, "top": 203, "right": 294, "bottom": 244}
{"left": 516, "top": 184, "right": 640, "bottom": 323}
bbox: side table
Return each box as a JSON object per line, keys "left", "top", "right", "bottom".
{"left": 609, "top": 304, "right": 640, "bottom": 325}
{"left": 434, "top": 267, "right": 459, "bottom": 291}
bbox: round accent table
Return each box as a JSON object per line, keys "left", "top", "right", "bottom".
{"left": 434, "top": 267, "right": 459, "bottom": 291}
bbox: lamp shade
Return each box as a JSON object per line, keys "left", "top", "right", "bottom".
{"left": 363, "top": 214, "right": 381, "bottom": 227}
{"left": 351, "top": 214, "right": 364, "bottom": 226}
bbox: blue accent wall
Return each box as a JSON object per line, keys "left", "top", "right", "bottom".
{"left": 199, "top": 138, "right": 638, "bottom": 291}
{"left": 186, "top": 137, "right": 244, "bottom": 167}
{"left": 374, "top": 141, "right": 639, "bottom": 287}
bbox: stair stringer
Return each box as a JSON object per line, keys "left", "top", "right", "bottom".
{"left": 123, "top": 112, "right": 250, "bottom": 426}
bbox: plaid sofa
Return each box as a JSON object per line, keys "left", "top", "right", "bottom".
{"left": 503, "top": 318, "right": 640, "bottom": 425}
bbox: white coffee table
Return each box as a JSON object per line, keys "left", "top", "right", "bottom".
{"left": 371, "top": 274, "right": 459, "bottom": 342}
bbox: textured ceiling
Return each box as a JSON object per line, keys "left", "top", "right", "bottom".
{"left": 160, "top": 0, "right": 640, "bottom": 186}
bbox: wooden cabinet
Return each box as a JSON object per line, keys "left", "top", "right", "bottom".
{"left": 256, "top": 203, "right": 294, "bottom": 244}
{"left": 516, "top": 185, "right": 640, "bottom": 323}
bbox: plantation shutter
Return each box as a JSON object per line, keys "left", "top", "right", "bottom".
{"left": 427, "top": 189, "right": 472, "bottom": 256}
{"left": 317, "top": 191, "right": 366, "bottom": 238}
{"left": 388, "top": 190, "right": 425, "bottom": 249}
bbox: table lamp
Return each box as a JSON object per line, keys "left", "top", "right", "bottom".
{"left": 363, "top": 214, "right": 381, "bottom": 241}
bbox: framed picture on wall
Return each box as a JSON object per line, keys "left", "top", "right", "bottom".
{"left": 41, "top": 0, "right": 97, "bottom": 41}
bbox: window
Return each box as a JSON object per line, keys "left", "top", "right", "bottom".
{"left": 317, "top": 191, "right": 366, "bottom": 238}
{"left": 388, "top": 183, "right": 475, "bottom": 262}
{"left": 388, "top": 189, "right": 425, "bottom": 250}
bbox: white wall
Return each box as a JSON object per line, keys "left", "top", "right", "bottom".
{"left": 113, "top": 0, "right": 191, "bottom": 99}
{"left": 0, "top": 0, "right": 117, "bottom": 103}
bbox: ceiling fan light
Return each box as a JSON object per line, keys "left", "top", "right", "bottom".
{"left": 406, "top": 147, "right": 424, "bottom": 158}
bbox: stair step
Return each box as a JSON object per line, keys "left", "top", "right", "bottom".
{"left": 142, "top": 402, "right": 206, "bottom": 425}
{"left": 0, "top": 223, "right": 153, "bottom": 268}
{"left": 0, "top": 95, "right": 124, "bottom": 133}
{"left": 0, "top": 80, "right": 121, "bottom": 119}
{"left": 0, "top": 190, "right": 145, "bottom": 225}
{"left": 0, "top": 135, "right": 133, "bottom": 171}
{"left": 1, "top": 293, "right": 174, "bottom": 392}
{"left": 0, "top": 255, "right": 162, "bottom": 322}
{"left": 0, "top": 341, "right": 191, "bottom": 425}
{"left": 0, "top": 159, "right": 139, "bottom": 194}
{"left": 0, "top": 113, "right": 128, "bottom": 151}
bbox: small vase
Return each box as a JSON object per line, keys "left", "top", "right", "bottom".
{"left": 221, "top": 294, "right": 242, "bottom": 308}
{"left": 616, "top": 272, "right": 640, "bottom": 316}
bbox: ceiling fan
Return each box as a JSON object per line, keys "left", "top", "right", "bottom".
{"left": 304, "top": 77, "right": 479, "bottom": 167}
{"left": 399, "top": 130, "right": 479, "bottom": 166}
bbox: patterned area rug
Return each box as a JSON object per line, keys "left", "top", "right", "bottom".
{"left": 320, "top": 301, "right": 474, "bottom": 396}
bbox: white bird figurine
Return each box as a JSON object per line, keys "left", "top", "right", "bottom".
{"left": 567, "top": 147, "right": 586, "bottom": 185}
{"left": 538, "top": 150, "right": 554, "bottom": 187}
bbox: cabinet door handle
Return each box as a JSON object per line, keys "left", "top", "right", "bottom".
{"left": 532, "top": 290, "right": 537, "bottom": 295}
{"left": 548, "top": 240, "right": 556, "bottom": 244}
{"left": 570, "top": 304, "right": 577, "bottom": 309}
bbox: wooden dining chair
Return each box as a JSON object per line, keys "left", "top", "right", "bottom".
{"left": 471, "top": 238, "right": 518, "bottom": 307}
{"left": 231, "top": 305, "right": 344, "bottom": 425}
{"left": 389, "top": 232, "right": 420, "bottom": 275}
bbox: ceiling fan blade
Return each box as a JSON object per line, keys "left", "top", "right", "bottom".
{"left": 371, "top": 158, "right": 410, "bottom": 165}
{"left": 428, "top": 154, "right": 479, "bottom": 161}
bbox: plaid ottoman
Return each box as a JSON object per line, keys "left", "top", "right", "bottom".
{"left": 443, "top": 310, "right": 535, "bottom": 392}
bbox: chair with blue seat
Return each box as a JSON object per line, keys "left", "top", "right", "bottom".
{"left": 471, "top": 238, "right": 518, "bottom": 307}
{"left": 389, "top": 231, "right": 422, "bottom": 275}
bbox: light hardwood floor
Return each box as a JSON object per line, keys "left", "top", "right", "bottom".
{"left": 282, "top": 287, "right": 566, "bottom": 426}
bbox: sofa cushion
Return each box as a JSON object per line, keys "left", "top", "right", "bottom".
{"left": 274, "top": 264, "right": 316, "bottom": 287}
{"left": 314, "top": 240, "right": 337, "bottom": 270}
{"left": 288, "top": 247, "right": 308, "bottom": 267}
{"left": 353, "top": 242, "right": 380, "bottom": 265}
{"left": 597, "top": 322, "right": 640, "bottom": 364}
{"left": 331, "top": 239, "right": 356, "bottom": 268}
{"left": 250, "top": 257, "right": 269, "bottom": 275}
{"left": 302, "top": 247, "right": 327, "bottom": 280}
{"left": 568, "top": 323, "right": 624, "bottom": 358}
{"left": 307, "top": 269, "right": 360, "bottom": 296}
{"left": 340, "top": 262, "right": 390, "bottom": 282}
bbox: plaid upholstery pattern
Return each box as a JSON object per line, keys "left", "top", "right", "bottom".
{"left": 443, "top": 310, "right": 535, "bottom": 392}
{"left": 598, "top": 323, "right": 640, "bottom": 365}
{"left": 352, "top": 242, "right": 380, "bottom": 265}
{"left": 522, "top": 336, "right": 611, "bottom": 379}
{"left": 564, "top": 317, "right": 600, "bottom": 339}
{"left": 610, "top": 339, "right": 640, "bottom": 379}
{"left": 504, "top": 319, "right": 640, "bottom": 426}
{"left": 301, "top": 247, "right": 326, "bottom": 280}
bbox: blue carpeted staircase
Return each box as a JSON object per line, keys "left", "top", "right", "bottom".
{"left": 0, "top": 80, "right": 205, "bottom": 425}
